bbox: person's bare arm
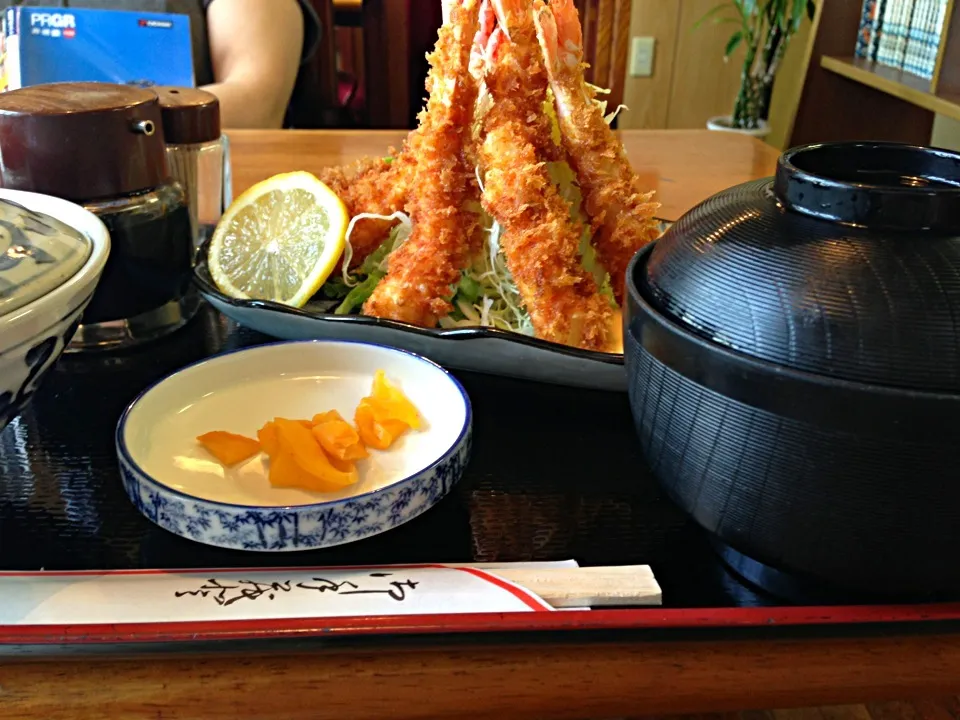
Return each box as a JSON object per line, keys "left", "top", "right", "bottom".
{"left": 202, "top": 0, "right": 305, "bottom": 128}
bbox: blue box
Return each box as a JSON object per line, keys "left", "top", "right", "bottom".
{"left": 1, "top": 6, "right": 195, "bottom": 91}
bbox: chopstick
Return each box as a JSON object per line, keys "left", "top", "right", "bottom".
{"left": 493, "top": 565, "right": 662, "bottom": 608}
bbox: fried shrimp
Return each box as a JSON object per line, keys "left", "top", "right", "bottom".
{"left": 318, "top": 155, "right": 413, "bottom": 269}
{"left": 362, "top": 0, "right": 481, "bottom": 327}
{"left": 534, "top": 0, "right": 660, "bottom": 305}
{"left": 285, "top": 0, "right": 661, "bottom": 351}
{"left": 486, "top": 0, "right": 560, "bottom": 162}
{"left": 478, "top": 0, "right": 611, "bottom": 350}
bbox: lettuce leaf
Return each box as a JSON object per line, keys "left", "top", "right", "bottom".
{"left": 335, "top": 271, "right": 385, "bottom": 314}
{"left": 331, "top": 218, "right": 411, "bottom": 314}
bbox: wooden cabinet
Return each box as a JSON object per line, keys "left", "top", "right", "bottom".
{"left": 790, "top": 0, "right": 960, "bottom": 145}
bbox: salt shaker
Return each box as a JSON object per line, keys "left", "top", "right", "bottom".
{"left": 0, "top": 82, "right": 195, "bottom": 351}
{"left": 154, "top": 86, "right": 224, "bottom": 254}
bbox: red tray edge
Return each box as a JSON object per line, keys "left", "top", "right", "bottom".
{"left": 4, "top": 603, "right": 960, "bottom": 645}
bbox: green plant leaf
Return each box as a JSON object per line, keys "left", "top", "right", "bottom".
{"left": 765, "top": 0, "right": 780, "bottom": 25}
{"left": 707, "top": 15, "right": 742, "bottom": 28}
{"left": 693, "top": 3, "right": 737, "bottom": 30}
{"left": 791, "top": 0, "right": 807, "bottom": 30}
{"left": 725, "top": 30, "right": 744, "bottom": 57}
{"left": 730, "top": 0, "right": 748, "bottom": 23}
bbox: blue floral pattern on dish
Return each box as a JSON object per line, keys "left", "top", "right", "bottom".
{"left": 0, "top": 199, "right": 91, "bottom": 313}
{"left": 118, "top": 425, "right": 472, "bottom": 551}
{"left": 0, "top": 300, "right": 86, "bottom": 431}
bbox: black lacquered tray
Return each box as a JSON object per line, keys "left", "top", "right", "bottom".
{"left": 2, "top": 303, "right": 960, "bottom": 647}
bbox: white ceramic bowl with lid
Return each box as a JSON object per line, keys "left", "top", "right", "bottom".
{"left": 0, "top": 188, "right": 110, "bottom": 431}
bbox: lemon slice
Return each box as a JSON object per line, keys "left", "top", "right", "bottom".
{"left": 208, "top": 171, "right": 348, "bottom": 307}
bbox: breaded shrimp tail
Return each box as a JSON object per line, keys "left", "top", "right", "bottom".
{"left": 478, "top": 0, "right": 612, "bottom": 350}
{"left": 318, "top": 154, "right": 414, "bottom": 269}
{"left": 362, "top": 0, "right": 481, "bottom": 327}
{"left": 535, "top": 0, "right": 660, "bottom": 305}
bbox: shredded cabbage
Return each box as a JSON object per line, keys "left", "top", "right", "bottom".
{"left": 329, "top": 217, "right": 412, "bottom": 315}
{"left": 437, "top": 157, "right": 615, "bottom": 334}
{"left": 341, "top": 211, "right": 413, "bottom": 287}
{"left": 439, "top": 208, "right": 536, "bottom": 334}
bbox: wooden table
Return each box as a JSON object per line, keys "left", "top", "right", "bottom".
{"left": 5, "top": 129, "right": 960, "bottom": 720}
{"left": 226, "top": 128, "right": 782, "bottom": 222}
{"left": 3, "top": 632, "right": 960, "bottom": 718}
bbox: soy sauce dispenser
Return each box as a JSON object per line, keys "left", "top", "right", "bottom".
{"left": 0, "top": 82, "right": 195, "bottom": 351}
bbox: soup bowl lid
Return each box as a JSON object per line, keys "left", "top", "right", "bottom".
{"left": 639, "top": 141, "right": 960, "bottom": 393}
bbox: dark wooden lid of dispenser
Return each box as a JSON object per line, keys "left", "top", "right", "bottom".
{"left": 153, "top": 87, "right": 220, "bottom": 145}
{"left": 0, "top": 82, "right": 167, "bottom": 202}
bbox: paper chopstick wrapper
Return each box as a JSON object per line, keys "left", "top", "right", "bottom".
{"left": 0, "top": 562, "right": 660, "bottom": 626}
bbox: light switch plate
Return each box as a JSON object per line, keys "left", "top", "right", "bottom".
{"left": 630, "top": 36, "right": 655, "bottom": 77}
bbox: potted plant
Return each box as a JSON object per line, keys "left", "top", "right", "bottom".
{"left": 698, "top": 0, "right": 816, "bottom": 138}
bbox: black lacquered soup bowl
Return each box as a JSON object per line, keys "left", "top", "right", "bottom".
{"left": 623, "top": 141, "right": 960, "bottom": 599}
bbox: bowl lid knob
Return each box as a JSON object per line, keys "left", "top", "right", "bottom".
{"left": 774, "top": 142, "right": 960, "bottom": 232}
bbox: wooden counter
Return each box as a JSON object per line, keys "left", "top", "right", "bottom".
{"left": 226, "top": 128, "right": 781, "bottom": 222}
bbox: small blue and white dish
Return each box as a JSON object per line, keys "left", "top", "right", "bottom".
{"left": 116, "top": 340, "right": 472, "bottom": 551}
{"left": 0, "top": 188, "right": 111, "bottom": 432}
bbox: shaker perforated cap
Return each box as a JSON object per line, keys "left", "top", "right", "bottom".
{"left": 154, "top": 86, "right": 221, "bottom": 145}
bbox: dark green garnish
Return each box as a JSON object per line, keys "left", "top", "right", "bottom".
{"left": 321, "top": 276, "right": 351, "bottom": 300}
{"left": 334, "top": 271, "right": 385, "bottom": 315}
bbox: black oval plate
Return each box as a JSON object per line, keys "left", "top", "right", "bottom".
{"left": 192, "top": 245, "right": 628, "bottom": 391}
